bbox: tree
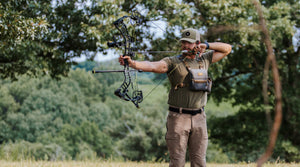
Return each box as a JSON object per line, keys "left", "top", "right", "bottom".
{"left": 0, "top": 0, "right": 112, "bottom": 79}
{"left": 140, "top": 0, "right": 299, "bottom": 162}
{"left": 0, "top": 0, "right": 299, "bottom": 162}
{"left": 0, "top": 70, "right": 114, "bottom": 159}
{"left": 0, "top": 0, "right": 192, "bottom": 79}
{"left": 182, "top": 0, "right": 299, "bottom": 162}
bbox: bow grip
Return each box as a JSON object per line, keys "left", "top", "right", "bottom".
{"left": 124, "top": 58, "right": 129, "bottom": 66}
{"left": 123, "top": 52, "right": 135, "bottom": 66}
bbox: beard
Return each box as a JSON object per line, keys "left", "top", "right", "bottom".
{"left": 182, "top": 47, "right": 196, "bottom": 56}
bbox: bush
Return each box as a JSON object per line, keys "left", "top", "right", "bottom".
{"left": 206, "top": 141, "right": 230, "bottom": 163}
{"left": 0, "top": 140, "right": 70, "bottom": 161}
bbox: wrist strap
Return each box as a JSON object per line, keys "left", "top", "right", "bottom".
{"left": 205, "top": 42, "right": 209, "bottom": 49}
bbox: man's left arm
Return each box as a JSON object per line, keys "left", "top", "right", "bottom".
{"left": 206, "top": 42, "right": 232, "bottom": 63}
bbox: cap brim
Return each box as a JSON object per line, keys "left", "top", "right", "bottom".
{"left": 180, "top": 38, "right": 196, "bottom": 43}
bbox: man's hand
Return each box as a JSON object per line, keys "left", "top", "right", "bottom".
{"left": 118, "top": 55, "right": 135, "bottom": 67}
{"left": 198, "top": 43, "right": 207, "bottom": 54}
{"left": 184, "top": 43, "right": 207, "bottom": 57}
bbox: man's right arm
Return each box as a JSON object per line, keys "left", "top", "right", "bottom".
{"left": 119, "top": 56, "right": 168, "bottom": 73}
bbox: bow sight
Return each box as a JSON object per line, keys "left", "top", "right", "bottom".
{"left": 107, "top": 41, "right": 122, "bottom": 48}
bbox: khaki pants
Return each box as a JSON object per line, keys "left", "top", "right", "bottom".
{"left": 166, "top": 111, "right": 208, "bottom": 167}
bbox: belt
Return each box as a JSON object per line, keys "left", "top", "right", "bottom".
{"left": 168, "top": 106, "right": 204, "bottom": 116}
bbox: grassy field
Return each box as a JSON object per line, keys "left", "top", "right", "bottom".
{"left": 0, "top": 161, "right": 299, "bottom": 167}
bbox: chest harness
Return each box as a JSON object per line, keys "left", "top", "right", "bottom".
{"left": 174, "top": 55, "right": 212, "bottom": 92}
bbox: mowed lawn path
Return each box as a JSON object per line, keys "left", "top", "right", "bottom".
{"left": 0, "top": 161, "right": 299, "bottom": 167}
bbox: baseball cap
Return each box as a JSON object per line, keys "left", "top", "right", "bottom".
{"left": 180, "top": 28, "right": 201, "bottom": 43}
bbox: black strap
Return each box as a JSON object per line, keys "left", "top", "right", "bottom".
{"left": 169, "top": 106, "right": 204, "bottom": 116}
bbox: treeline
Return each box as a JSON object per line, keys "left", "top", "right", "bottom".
{"left": 0, "top": 61, "right": 168, "bottom": 161}
{"left": 0, "top": 61, "right": 229, "bottom": 162}
{"left": 0, "top": 61, "right": 299, "bottom": 162}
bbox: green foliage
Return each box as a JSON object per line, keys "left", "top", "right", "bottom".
{"left": 53, "top": 122, "right": 113, "bottom": 159}
{"left": 0, "top": 0, "right": 299, "bottom": 163}
{"left": 209, "top": 109, "right": 270, "bottom": 162}
{"left": 206, "top": 141, "right": 230, "bottom": 163}
{"left": 0, "top": 60, "right": 299, "bottom": 162}
{"left": 68, "top": 68, "right": 103, "bottom": 105}
{"left": 205, "top": 98, "right": 240, "bottom": 118}
{"left": 0, "top": 67, "right": 168, "bottom": 161}
{"left": 0, "top": 0, "right": 110, "bottom": 79}
{"left": 0, "top": 140, "right": 69, "bottom": 161}
{"left": 105, "top": 84, "right": 169, "bottom": 161}
{"left": 277, "top": 140, "right": 300, "bottom": 162}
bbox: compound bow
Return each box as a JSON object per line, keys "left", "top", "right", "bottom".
{"left": 93, "top": 11, "right": 143, "bottom": 108}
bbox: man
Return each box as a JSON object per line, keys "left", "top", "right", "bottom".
{"left": 119, "top": 28, "right": 231, "bottom": 167}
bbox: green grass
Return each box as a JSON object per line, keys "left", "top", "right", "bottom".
{"left": 0, "top": 161, "right": 299, "bottom": 167}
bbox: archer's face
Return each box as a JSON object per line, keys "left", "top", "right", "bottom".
{"left": 181, "top": 40, "right": 196, "bottom": 51}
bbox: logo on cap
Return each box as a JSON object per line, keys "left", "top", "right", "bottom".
{"left": 180, "top": 28, "right": 201, "bottom": 43}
